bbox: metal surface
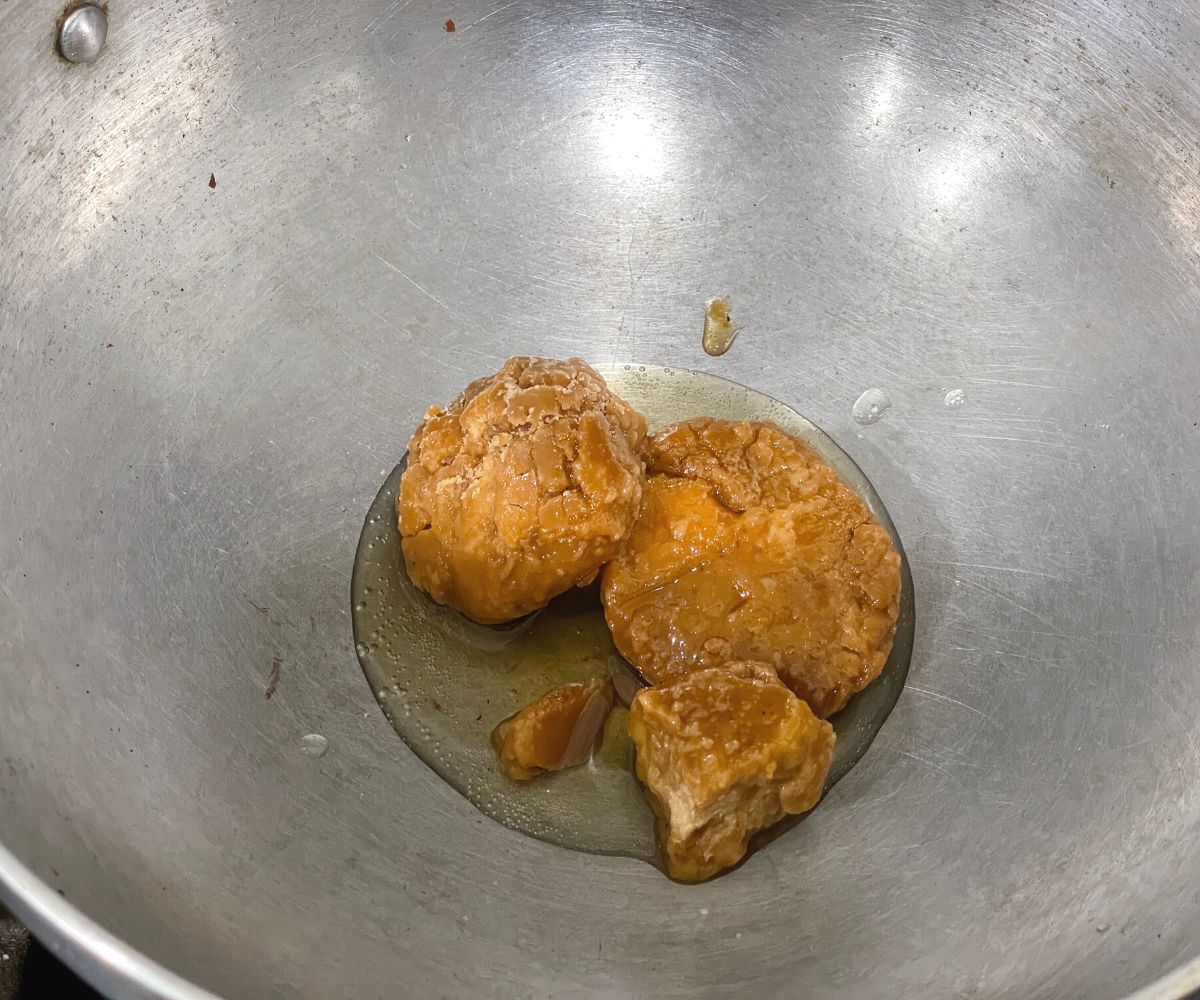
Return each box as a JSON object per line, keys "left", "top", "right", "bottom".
{"left": 57, "top": 5, "right": 107, "bottom": 65}
{"left": 1, "top": 0, "right": 1199, "bottom": 998}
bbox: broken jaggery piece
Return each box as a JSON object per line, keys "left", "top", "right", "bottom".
{"left": 491, "top": 678, "right": 615, "bottom": 781}
{"left": 628, "top": 662, "right": 835, "bottom": 882}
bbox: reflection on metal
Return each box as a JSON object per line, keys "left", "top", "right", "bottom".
{"left": 593, "top": 105, "right": 669, "bottom": 178}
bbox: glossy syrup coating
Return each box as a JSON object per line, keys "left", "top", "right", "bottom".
{"left": 629, "top": 661, "right": 835, "bottom": 882}
{"left": 398, "top": 357, "right": 647, "bottom": 624}
{"left": 491, "top": 678, "right": 615, "bottom": 781}
{"left": 602, "top": 418, "right": 900, "bottom": 717}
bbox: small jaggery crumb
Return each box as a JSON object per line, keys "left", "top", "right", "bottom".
{"left": 628, "top": 661, "right": 835, "bottom": 882}
{"left": 444, "top": 18, "right": 456, "bottom": 31}
{"left": 492, "top": 678, "right": 615, "bottom": 780}
{"left": 702, "top": 296, "right": 739, "bottom": 356}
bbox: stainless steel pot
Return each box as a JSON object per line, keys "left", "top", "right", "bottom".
{"left": 3, "top": 1, "right": 1199, "bottom": 997}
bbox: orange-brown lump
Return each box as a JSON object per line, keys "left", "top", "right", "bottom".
{"left": 603, "top": 418, "right": 900, "bottom": 717}
{"left": 399, "top": 357, "right": 647, "bottom": 624}
{"left": 629, "top": 661, "right": 835, "bottom": 882}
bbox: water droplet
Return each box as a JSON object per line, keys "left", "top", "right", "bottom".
{"left": 404, "top": 134, "right": 413, "bottom": 142}
{"left": 300, "top": 734, "right": 329, "bottom": 758}
{"left": 354, "top": 642, "right": 369, "bottom": 658}
{"left": 943, "top": 388, "right": 966, "bottom": 408}
{"left": 1096, "top": 922, "right": 1110, "bottom": 933}
{"left": 852, "top": 388, "right": 891, "bottom": 425}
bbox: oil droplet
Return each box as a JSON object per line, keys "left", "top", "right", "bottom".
{"left": 944, "top": 388, "right": 966, "bottom": 408}
{"left": 701, "top": 297, "right": 740, "bottom": 357}
{"left": 852, "top": 387, "right": 891, "bottom": 425}
{"left": 300, "top": 734, "right": 329, "bottom": 758}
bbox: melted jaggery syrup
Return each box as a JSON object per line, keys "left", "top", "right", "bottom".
{"left": 352, "top": 365, "right": 914, "bottom": 873}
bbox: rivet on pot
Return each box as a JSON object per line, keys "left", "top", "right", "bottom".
{"left": 58, "top": 4, "right": 108, "bottom": 64}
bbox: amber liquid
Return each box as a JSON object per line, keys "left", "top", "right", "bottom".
{"left": 351, "top": 365, "right": 915, "bottom": 870}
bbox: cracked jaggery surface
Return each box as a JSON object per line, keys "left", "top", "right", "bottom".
{"left": 602, "top": 418, "right": 900, "bottom": 717}
{"left": 629, "top": 661, "right": 835, "bottom": 882}
{"left": 398, "top": 357, "right": 647, "bottom": 624}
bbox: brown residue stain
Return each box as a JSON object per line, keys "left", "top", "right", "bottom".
{"left": 444, "top": 18, "right": 456, "bottom": 32}
{"left": 208, "top": 173, "right": 217, "bottom": 189}
{"left": 265, "top": 657, "right": 282, "bottom": 700}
